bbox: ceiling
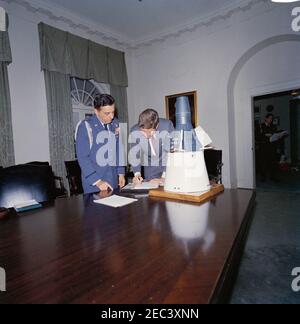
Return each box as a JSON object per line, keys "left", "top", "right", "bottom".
{"left": 46, "top": 0, "right": 243, "bottom": 42}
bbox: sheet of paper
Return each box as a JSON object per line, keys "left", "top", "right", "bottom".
{"left": 134, "top": 182, "right": 159, "bottom": 190}
{"left": 270, "top": 131, "right": 288, "bottom": 143}
{"left": 122, "top": 182, "right": 159, "bottom": 191}
{"left": 93, "top": 195, "right": 138, "bottom": 208}
{"left": 195, "top": 126, "right": 212, "bottom": 147}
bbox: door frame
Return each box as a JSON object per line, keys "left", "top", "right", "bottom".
{"left": 248, "top": 80, "right": 300, "bottom": 189}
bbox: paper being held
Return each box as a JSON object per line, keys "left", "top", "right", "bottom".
{"left": 270, "top": 131, "right": 288, "bottom": 143}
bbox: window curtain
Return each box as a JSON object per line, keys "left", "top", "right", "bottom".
{"left": 110, "top": 85, "right": 128, "bottom": 123}
{"left": 44, "top": 70, "right": 75, "bottom": 188}
{"left": 0, "top": 30, "right": 15, "bottom": 167}
{"left": 38, "top": 23, "right": 128, "bottom": 87}
{"left": 38, "top": 23, "right": 129, "bottom": 189}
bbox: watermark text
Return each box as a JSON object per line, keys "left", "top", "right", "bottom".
{"left": 291, "top": 267, "right": 300, "bottom": 292}
{"left": 292, "top": 7, "right": 300, "bottom": 32}
{"left": 0, "top": 267, "right": 6, "bottom": 292}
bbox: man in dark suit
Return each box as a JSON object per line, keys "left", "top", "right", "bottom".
{"left": 129, "top": 109, "right": 174, "bottom": 185}
{"left": 76, "top": 94, "right": 125, "bottom": 193}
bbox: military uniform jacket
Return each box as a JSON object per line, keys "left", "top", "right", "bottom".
{"left": 76, "top": 115, "right": 125, "bottom": 194}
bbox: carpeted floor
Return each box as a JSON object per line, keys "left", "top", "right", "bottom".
{"left": 230, "top": 190, "right": 300, "bottom": 304}
{"left": 256, "top": 170, "right": 300, "bottom": 194}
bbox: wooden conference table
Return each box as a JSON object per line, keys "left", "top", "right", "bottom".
{"left": 0, "top": 189, "right": 255, "bottom": 304}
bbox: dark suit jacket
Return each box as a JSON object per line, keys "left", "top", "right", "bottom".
{"left": 129, "top": 118, "right": 174, "bottom": 180}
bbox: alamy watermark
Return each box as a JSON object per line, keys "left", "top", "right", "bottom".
{"left": 292, "top": 7, "right": 300, "bottom": 32}
{"left": 93, "top": 129, "right": 203, "bottom": 176}
{"left": 291, "top": 267, "right": 300, "bottom": 292}
{"left": 0, "top": 267, "right": 6, "bottom": 292}
{"left": 0, "top": 7, "right": 7, "bottom": 32}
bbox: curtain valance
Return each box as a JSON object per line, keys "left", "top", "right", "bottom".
{"left": 38, "top": 23, "right": 128, "bottom": 87}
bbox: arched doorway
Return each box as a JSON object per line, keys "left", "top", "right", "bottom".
{"left": 227, "top": 34, "right": 300, "bottom": 188}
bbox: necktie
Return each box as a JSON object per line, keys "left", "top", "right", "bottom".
{"left": 149, "top": 136, "right": 157, "bottom": 157}
{"left": 104, "top": 124, "right": 108, "bottom": 131}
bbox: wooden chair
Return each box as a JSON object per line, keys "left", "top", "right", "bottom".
{"left": 64, "top": 160, "right": 83, "bottom": 196}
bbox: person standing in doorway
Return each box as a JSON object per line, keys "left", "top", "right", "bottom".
{"left": 259, "top": 113, "right": 278, "bottom": 181}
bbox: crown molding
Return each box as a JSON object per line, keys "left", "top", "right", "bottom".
{"left": 1, "top": 0, "right": 270, "bottom": 50}
{"left": 1, "top": 0, "right": 134, "bottom": 48}
{"left": 132, "top": 0, "right": 269, "bottom": 49}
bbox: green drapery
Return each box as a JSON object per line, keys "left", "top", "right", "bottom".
{"left": 38, "top": 23, "right": 128, "bottom": 87}
{"left": 0, "top": 31, "right": 12, "bottom": 62}
{"left": 44, "top": 70, "right": 75, "bottom": 188}
{"left": 110, "top": 85, "right": 128, "bottom": 123}
{"left": 0, "top": 31, "right": 14, "bottom": 167}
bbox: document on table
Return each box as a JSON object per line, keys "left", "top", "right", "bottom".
{"left": 122, "top": 182, "right": 159, "bottom": 191}
{"left": 93, "top": 195, "right": 138, "bottom": 208}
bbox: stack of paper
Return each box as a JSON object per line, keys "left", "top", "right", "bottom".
{"left": 93, "top": 195, "right": 138, "bottom": 208}
{"left": 122, "top": 182, "right": 159, "bottom": 191}
{"left": 270, "top": 131, "right": 288, "bottom": 143}
{"left": 14, "top": 200, "right": 42, "bottom": 213}
{"left": 134, "top": 183, "right": 159, "bottom": 190}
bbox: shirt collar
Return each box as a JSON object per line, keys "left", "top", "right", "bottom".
{"left": 94, "top": 114, "right": 110, "bottom": 129}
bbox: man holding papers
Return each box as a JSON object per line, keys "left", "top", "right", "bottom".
{"left": 259, "top": 113, "right": 288, "bottom": 182}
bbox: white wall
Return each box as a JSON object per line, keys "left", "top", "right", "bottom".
{"left": 7, "top": 13, "right": 50, "bottom": 163}
{"left": 0, "top": 0, "right": 129, "bottom": 165}
{"left": 128, "top": 1, "right": 300, "bottom": 188}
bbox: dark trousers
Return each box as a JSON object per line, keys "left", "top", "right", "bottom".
{"left": 260, "top": 142, "right": 277, "bottom": 180}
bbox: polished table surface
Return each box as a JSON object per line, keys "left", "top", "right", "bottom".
{"left": 0, "top": 189, "right": 255, "bottom": 304}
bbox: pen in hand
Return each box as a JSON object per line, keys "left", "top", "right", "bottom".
{"left": 133, "top": 176, "right": 144, "bottom": 185}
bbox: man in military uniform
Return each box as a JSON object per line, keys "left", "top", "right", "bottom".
{"left": 76, "top": 94, "right": 125, "bottom": 193}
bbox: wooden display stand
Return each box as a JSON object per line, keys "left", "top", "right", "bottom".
{"left": 149, "top": 184, "right": 225, "bottom": 204}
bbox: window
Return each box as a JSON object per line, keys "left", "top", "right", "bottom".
{"left": 70, "top": 77, "right": 110, "bottom": 129}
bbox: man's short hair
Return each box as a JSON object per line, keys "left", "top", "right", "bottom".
{"left": 94, "top": 94, "right": 115, "bottom": 110}
{"left": 138, "top": 109, "right": 159, "bottom": 129}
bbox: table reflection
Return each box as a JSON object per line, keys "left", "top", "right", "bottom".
{"left": 165, "top": 201, "right": 215, "bottom": 256}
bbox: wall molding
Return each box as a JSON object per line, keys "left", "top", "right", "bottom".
{"left": 1, "top": 0, "right": 270, "bottom": 49}
{"left": 133, "top": 0, "right": 269, "bottom": 48}
{"left": 1, "top": 0, "right": 133, "bottom": 48}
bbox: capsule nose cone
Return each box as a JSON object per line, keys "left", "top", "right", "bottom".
{"left": 175, "top": 96, "right": 191, "bottom": 114}
{"left": 175, "top": 96, "right": 193, "bottom": 131}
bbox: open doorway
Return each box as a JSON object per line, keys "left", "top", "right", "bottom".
{"left": 253, "top": 89, "right": 300, "bottom": 192}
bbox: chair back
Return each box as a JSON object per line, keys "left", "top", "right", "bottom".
{"left": 0, "top": 164, "right": 56, "bottom": 208}
{"left": 26, "top": 161, "right": 67, "bottom": 198}
{"left": 65, "top": 160, "right": 83, "bottom": 195}
{"left": 204, "top": 149, "right": 223, "bottom": 184}
{"left": 26, "top": 161, "right": 50, "bottom": 166}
